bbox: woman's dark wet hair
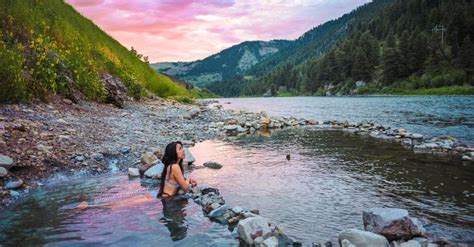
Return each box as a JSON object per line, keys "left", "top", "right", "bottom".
{"left": 158, "top": 141, "right": 184, "bottom": 197}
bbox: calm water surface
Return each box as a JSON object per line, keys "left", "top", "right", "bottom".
{"left": 0, "top": 175, "right": 237, "bottom": 246}
{"left": 190, "top": 129, "right": 474, "bottom": 244}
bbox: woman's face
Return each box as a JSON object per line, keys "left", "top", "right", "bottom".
{"left": 176, "top": 143, "right": 185, "bottom": 160}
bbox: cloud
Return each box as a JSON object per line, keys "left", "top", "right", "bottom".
{"left": 66, "top": 0, "right": 371, "bottom": 62}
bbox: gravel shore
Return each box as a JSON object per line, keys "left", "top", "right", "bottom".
{"left": 0, "top": 97, "right": 228, "bottom": 209}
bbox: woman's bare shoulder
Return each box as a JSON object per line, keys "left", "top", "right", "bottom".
{"left": 170, "top": 163, "right": 181, "bottom": 171}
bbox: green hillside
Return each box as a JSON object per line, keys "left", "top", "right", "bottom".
{"left": 0, "top": 0, "right": 192, "bottom": 104}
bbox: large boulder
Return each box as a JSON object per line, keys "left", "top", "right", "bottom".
{"left": 363, "top": 208, "right": 426, "bottom": 241}
{"left": 100, "top": 73, "right": 128, "bottom": 108}
{"left": 144, "top": 161, "right": 165, "bottom": 178}
{"left": 237, "top": 216, "right": 272, "bottom": 245}
{"left": 141, "top": 152, "right": 158, "bottom": 165}
{"left": 0, "top": 154, "right": 14, "bottom": 170}
{"left": 338, "top": 229, "right": 389, "bottom": 247}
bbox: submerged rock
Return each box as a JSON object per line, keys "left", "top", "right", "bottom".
{"left": 338, "top": 229, "right": 389, "bottom": 247}
{"left": 462, "top": 155, "right": 472, "bottom": 161}
{"left": 203, "top": 161, "right": 223, "bottom": 169}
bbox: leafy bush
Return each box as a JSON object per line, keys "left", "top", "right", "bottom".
{"left": 0, "top": 40, "right": 28, "bottom": 103}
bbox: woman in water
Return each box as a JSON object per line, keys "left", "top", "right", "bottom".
{"left": 73, "top": 141, "right": 197, "bottom": 209}
{"left": 158, "top": 141, "right": 197, "bottom": 199}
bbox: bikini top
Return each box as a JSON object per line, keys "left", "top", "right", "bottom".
{"left": 165, "top": 165, "right": 180, "bottom": 189}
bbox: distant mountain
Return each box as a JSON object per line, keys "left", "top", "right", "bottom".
{"left": 151, "top": 40, "right": 291, "bottom": 87}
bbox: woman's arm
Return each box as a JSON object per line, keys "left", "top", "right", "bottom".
{"left": 171, "top": 164, "right": 190, "bottom": 191}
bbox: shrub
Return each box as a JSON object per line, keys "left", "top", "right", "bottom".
{"left": 0, "top": 41, "right": 29, "bottom": 103}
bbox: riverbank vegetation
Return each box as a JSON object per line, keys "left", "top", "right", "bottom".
{"left": 0, "top": 0, "right": 194, "bottom": 104}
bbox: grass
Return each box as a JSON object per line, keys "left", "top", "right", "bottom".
{"left": 388, "top": 85, "right": 474, "bottom": 95}
{"left": 0, "top": 0, "right": 192, "bottom": 103}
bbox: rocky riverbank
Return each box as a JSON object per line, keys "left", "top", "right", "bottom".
{"left": 1, "top": 97, "right": 472, "bottom": 246}
{"left": 0, "top": 96, "right": 320, "bottom": 209}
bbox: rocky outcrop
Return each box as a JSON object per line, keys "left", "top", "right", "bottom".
{"left": 320, "top": 120, "right": 473, "bottom": 161}
{"left": 100, "top": 73, "right": 129, "bottom": 108}
{"left": 188, "top": 186, "right": 295, "bottom": 246}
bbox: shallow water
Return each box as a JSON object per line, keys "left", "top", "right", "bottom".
{"left": 1, "top": 129, "right": 473, "bottom": 245}
{"left": 189, "top": 128, "right": 474, "bottom": 244}
{"left": 215, "top": 96, "right": 474, "bottom": 145}
{"left": 0, "top": 175, "right": 237, "bottom": 246}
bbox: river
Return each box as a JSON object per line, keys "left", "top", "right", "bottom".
{"left": 0, "top": 96, "right": 473, "bottom": 245}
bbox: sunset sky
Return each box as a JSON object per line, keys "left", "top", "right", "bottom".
{"left": 66, "top": 0, "right": 371, "bottom": 63}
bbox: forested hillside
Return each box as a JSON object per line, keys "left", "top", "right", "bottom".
{"left": 0, "top": 0, "right": 192, "bottom": 104}
{"left": 152, "top": 40, "right": 291, "bottom": 88}
{"left": 239, "top": 0, "right": 474, "bottom": 96}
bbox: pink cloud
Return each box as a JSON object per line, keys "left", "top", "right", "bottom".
{"left": 66, "top": 0, "right": 371, "bottom": 62}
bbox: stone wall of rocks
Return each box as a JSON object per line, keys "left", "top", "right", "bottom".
{"left": 189, "top": 185, "right": 296, "bottom": 246}
{"left": 313, "top": 120, "right": 472, "bottom": 162}
{"left": 338, "top": 207, "right": 461, "bottom": 247}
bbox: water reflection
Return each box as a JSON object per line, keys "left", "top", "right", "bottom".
{"left": 160, "top": 197, "right": 189, "bottom": 241}
{"left": 190, "top": 128, "right": 474, "bottom": 244}
{"left": 0, "top": 176, "right": 235, "bottom": 246}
